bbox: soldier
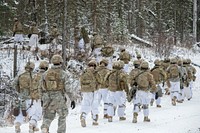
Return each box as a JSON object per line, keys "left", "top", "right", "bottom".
{"left": 150, "top": 59, "right": 167, "bottom": 108}
{"left": 132, "top": 61, "right": 156, "bottom": 123}
{"left": 182, "top": 59, "right": 196, "bottom": 100}
{"left": 136, "top": 54, "right": 143, "bottom": 66}
{"left": 119, "top": 48, "right": 131, "bottom": 73}
{"left": 91, "top": 32, "right": 103, "bottom": 62}
{"left": 49, "top": 23, "right": 60, "bottom": 45}
{"left": 13, "top": 18, "right": 24, "bottom": 45}
{"left": 28, "top": 21, "right": 39, "bottom": 52}
{"left": 101, "top": 43, "right": 114, "bottom": 69}
{"left": 166, "top": 58, "right": 182, "bottom": 106}
{"left": 12, "top": 62, "right": 35, "bottom": 133}
{"left": 128, "top": 60, "right": 141, "bottom": 102}
{"left": 96, "top": 59, "right": 111, "bottom": 119}
{"left": 40, "top": 55, "right": 76, "bottom": 133}
{"left": 79, "top": 60, "right": 99, "bottom": 127}
{"left": 104, "top": 61, "right": 129, "bottom": 122}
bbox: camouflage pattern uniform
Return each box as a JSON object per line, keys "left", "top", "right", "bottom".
{"left": 150, "top": 59, "right": 167, "bottom": 108}
{"left": 119, "top": 48, "right": 131, "bottom": 73}
{"left": 91, "top": 33, "right": 103, "bottom": 62}
{"left": 80, "top": 60, "right": 99, "bottom": 127}
{"left": 28, "top": 22, "right": 39, "bottom": 50}
{"left": 104, "top": 61, "right": 129, "bottom": 122}
{"left": 96, "top": 59, "right": 111, "bottom": 118}
{"left": 166, "top": 58, "right": 182, "bottom": 106}
{"left": 13, "top": 18, "right": 24, "bottom": 44}
{"left": 28, "top": 60, "right": 49, "bottom": 133}
{"left": 132, "top": 61, "right": 156, "bottom": 123}
{"left": 101, "top": 43, "right": 114, "bottom": 69}
{"left": 12, "top": 62, "right": 35, "bottom": 133}
{"left": 40, "top": 55, "right": 75, "bottom": 133}
{"left": 50, "top": 23, "right": 60, "bottom": 46}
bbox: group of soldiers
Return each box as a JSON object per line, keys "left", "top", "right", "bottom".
{"left": 11, "top": 18, "right": 197, "bottom": 133}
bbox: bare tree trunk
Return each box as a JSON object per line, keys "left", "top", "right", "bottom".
{"left": 193, "top": 0, "right": 197, "bottom": 44}
{"left": 13, "top": 45, "right": 17, "bottom": 77}
{"left": 92, "top": 0, "right": 97, "bottom": 32}
{"left": 62, "top": 0, "right": 67, "bottom": 69}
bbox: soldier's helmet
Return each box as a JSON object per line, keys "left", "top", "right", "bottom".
{"left": 106, "top": 43, "right": 112, "bottom": 48}
{"left": 177, "top": 59, "right": 183, "bottom": 66}
{"left": 53, "top": 23, "right": 57, "bottom": 27}
{"left": 120, "top": 47, "right": 125, "bottom": 52}
{"left": 164, "top": 57, "right": 170, "bottom": 62}
{"left": 154, "top": 59, "right": 161, "bottom": 66}
{"left": 14, "top": 18, "right": 18, "bottom": 21}
{"left": 182, "top": 59, "right": 187, "bottom": 64}
{"left": 100, "top": 58, "right": 108, "bottom": 66}
{"left": 39, "top": 60, "right": 49, "bottom": 69}
{"left": 170, "top": 58, "right": 177, "bottom": 64}
{"left": 186, "top": 58, "right": 191, "bottom": 64}
{"left": 31, "top": 21, "right": 36, "bottom": 26}
{"left": 140, "top": 61, "right": 149, "bottom": 69}
{"left": 133, "top": 60, "right": 141, "bottom": 66}
{"left": 112, "top": 61, "right": 121, "bottom": 69}
{"left": 137, "top": 54, "right": 141, "bottom": 59}
{"left": 25, "top": 62, "right": 35, "bottom": 70}
{"left": 51, "top": 54, "right": 63, "bottom": 64}
{"left": 93, "top": 32, "right": 97, "bottom": 36}
{"left": 88, "top": 59, "right": 97, "bottom": 67}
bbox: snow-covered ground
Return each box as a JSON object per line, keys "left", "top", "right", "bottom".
{"left": 0, "top": 42, "right": 200, "bottom": 133}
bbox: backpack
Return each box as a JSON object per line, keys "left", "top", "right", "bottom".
{"left": 136, "top": 72, "right": 149, "bottom": 88}
{"left": 185, "top": 66, "right": 193, "bottom": 81}
{"left": 151, "top": 68, "right": 161, "bottom": 83}
{"left": 18, "top": 72, "right": 32, "bottom": 91}
{"left": 168, "top": 65, "right": 179, "bottom": 79}
{"left": 108, "top": 70, "right": 120, "bottom": 90}
{"left": 44, "top": 69, "right": 61, "bottom": 91}
{"left": 96, "top": 68, "right": 109, "bottom": 87}
{"left": 80, "top": 69, "right": 95, "bottom": 85}
{"left": 94, "top": 35, "right": 103, "bottom": 45}
{"left": 31, "top": 73, "right": 42, "bottom": 99}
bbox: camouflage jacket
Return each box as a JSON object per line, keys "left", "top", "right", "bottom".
{"left": 96, "top": 65, "right": 111, "bottom": 89}
{"left": 41, "top": 65, "right": 75, "bottom": 101}
{"left": 13, "top": 21, "right": 23, "bottom": 34}
{"left": 105, "top": 69, "right": 129, "bottom": 94}
{"left": 80, "top": 67, "right": 98, "bottom": 92}
{"left": 119, "top": 51, "right": 131, "bottom": 64}
{"left": 136, "top": 70, "right": 157, "bottom": 92}
{"left": 50, "top": 27, "right": 59, "bottom": 39}
{"left": 150, "top": 66, "right": 167, "bottom": 84}
{"left": 129, "top": 68, "right": 141, "bottom": 87}
{"left": 101, "top": 46, "right": 114, "bottom": 57}
{"left": 29, "top": 25, "right": 39, "bottom": 34}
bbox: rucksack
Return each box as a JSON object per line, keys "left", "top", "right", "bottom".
{"left": 151, "top": 68, "right": 161, "bottom": 83}
{"left": 168, "top": 64, "right": 179, "bottom": 79}
{"left": 96, "top": 68, "right": 109, "bottom": 86}
{"left": 108, "top": 70, "right": 120, "bottom": 90}
{"left": 31, "top": 73, "right": 42, "bottom": 99}
{"left": 136, "top": 72, "right": 149, "bottom": 88}
{"left": 44, "top": 69, "right": 62, "bottom": 91}
{"left": 94, "top": 35, "right": 103, "bottom": 45}
{"left": 80, "top": 69, "right": 95, "bottom": 86}
{"left": 18, "top": 72, "right": 32, "bottom": 91}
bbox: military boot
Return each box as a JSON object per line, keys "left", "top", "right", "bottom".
{"left": 103, "top": 114, "right": 108, "bottom": 119}
{"left": 29, "top": 125, "right": 34, "bottom": 133}
{"left": 150, "top": 99, "right": 154, "bottom": 106}
{"left": 143, "top": 116, "right": 150, "bottom": 122}
{"left": 172, "top": 96, "right": 176, "bottom": 106}
{"left": 92, "top": 115, "right": 99, "bottom": 126}
{"left": 80, "top": 112, "right": 86, "bottom": 127}
{"left": 108, "top": 116, "right": 113, "bottom": 122}
{"left": 15, "top": 122, "right": 21, "bottom": 133}
{"left": 132, "top": 112, "right": 138, "bottom": 123}
{"left": 119, "top": 117, "right": 126, "bottom": 121}
{"left": 156, "top": 105, "right": 162, "bottom": 108}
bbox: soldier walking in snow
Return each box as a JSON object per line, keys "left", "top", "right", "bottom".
{"left": 13, "top": 18, "right": 24, "bottom": 45}
{"left": 40, "top": 55, "right": 76, "bottom": 133}
{"left": 79, "top": 60, "right": 99, "bottom": 127}
{"left": 132, "top": 61, "right": 156, "bottom": 123}
{"left": 28, "top": 21, "right": 39, "bottom": 52}
{"left": 12, "top": 62, "right": 35, "bottom": 133}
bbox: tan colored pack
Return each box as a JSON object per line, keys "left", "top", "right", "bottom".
{"left": 167, "top": 64, "right": 179, "bottom": 79}
{"left": 18, "top": 72, "right": 32, "bottom": 92}
{"left": 136, "top": 72, "right": 149, "bottom": 89}
{"left": 96, "top": 67, "right": 110, "bottom": 88}
{"left": 129, "top": 68, "right": 141, "bottom": 86}
{"left": 44, "top": 69, "right": 64, "bottom": 91}
{"left": 94, "top": 35, "right": 103, "bottom": 45}
{"left": 151, "top": 67, "right": 165, "bottom": 84}
{"left": 31, "top": 72, "right": 42, "bottom": 99}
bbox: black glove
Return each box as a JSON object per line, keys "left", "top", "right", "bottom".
{"left": 71, "top": 101, "right": 75, "bottom": 109}
{"left": 13, "top": 32, "right": 16, "bottom": 37}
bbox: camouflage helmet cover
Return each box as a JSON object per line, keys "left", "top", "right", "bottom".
{"left": 140, "top": 61, "right": 149, "bottom": 69}
{"left": 25, "top": 62, "right": 35, "bottom": 69}
{"left": 51, "top": 54, "right": 63, "bottom": 64}
{"left": 154, "top": 59, "right": 161, "bottom": 66}
{"left": 53, "top": 23, "right": 57, "bottom": 27}
{"left": 112, "top": 61, "right": 121, "bottom": 69}
{"left": 186, "top": 58, "right": 191, "bottom": 64}
{"left": 170, "top": 58, "right": 177, "bottom": 64}
{"left": 100, "top": 58, "right": 108, "bottom": 65}
{"left": 137, "top": 54, "right": 141, "bottom": 58}
{"left": 133, "top": 60, "right": 140, "bottom": 65}
{"left": 39, "top": 60, "right": 49, "bottom": 69}
{"left": 88, "top": 59, "right": 97, "bottom": 66}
